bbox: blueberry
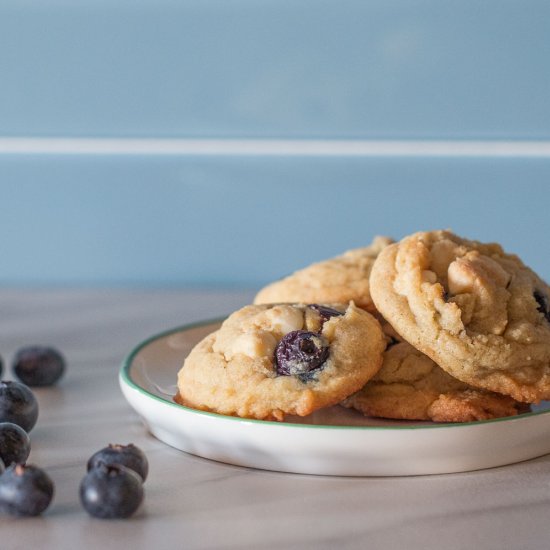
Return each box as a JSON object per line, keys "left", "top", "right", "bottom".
{"left": 0, "top": 381, "right": 38, "bottom": 432}
{"left": 0, "top": 457, "right": 4, "bottom": 475}
{"left": 12, "top": 346, "right": 65, "bottom": 387}
{"left": 275, "top": 330, "right": 329, "bottom": 379}
{"left": 308, "top": 304, "right": 344, "bottom": 324}
{"left": 87, "top": 444, "right": 148, "bottom": 482}
{"left": 0, "top": 464, "right": 54, "bottom": 516}
{"left": 80, "top": 463, "right": 144, "bottom": 519}
{"left": 534, "top": 290, "right": 550, "bottom": 323}
{"left": 0, "top": 422, "right": 30, "bottom": 466}
{"left": 386, "top": 336, "right": 400, "bottom": 348}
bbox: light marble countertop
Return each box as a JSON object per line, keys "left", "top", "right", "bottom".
{"left": 1, "top": 289, "right": 549, "bottom": 550}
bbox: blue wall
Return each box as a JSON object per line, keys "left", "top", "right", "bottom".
{"left": 1, "top": 1, "right": 549, "bottom": 286}
{"left": 2, "top": 1, "right": 549, "bottom": 139}
{"left": 3, "top": 158, "right": 550, "bottom": 286}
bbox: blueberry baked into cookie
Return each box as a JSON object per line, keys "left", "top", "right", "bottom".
{"left": 370, "top": 230, "right": 550, "bottom": 403}
{"left": 254, "top": 236, "right": 393, "bottom": 311}
{"left": 176, "top": 302, "right": 386, "bottom": 421}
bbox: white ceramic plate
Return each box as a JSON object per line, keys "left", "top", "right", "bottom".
{"left": 120, "top": 320, "right": 550, "bottom": 476}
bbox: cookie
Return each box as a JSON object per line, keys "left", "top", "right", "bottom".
{"left": 370, "top": 229, "right": 550, "bottom": 403}
{"left": 342, "top": 340, "right": 527, "bottom": 422}
{"left": 176, "top": 302, "right": 386, "bottom": 421}
{"left": 254, "top": 236, "right": 393, "bottom": 311}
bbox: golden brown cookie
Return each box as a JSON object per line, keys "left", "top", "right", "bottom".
{"left": 254, "top": 236, "right": 393, "bottom": 311}
{"left": 177, "top": 302, "right": 386, "bottom": 421}
{"left": 342, "top": 340, "right": 527, "bottom": 422}
{"left": 370, "top": 230, "right": 550, "bottom": 403}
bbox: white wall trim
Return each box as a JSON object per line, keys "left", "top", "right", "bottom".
{"left": 1, "top": 137, "right": 550, "bottom": 157}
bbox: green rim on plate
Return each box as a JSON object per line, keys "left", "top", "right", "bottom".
{"left": 120, "top": 318, "right": 550, "bottom": 431}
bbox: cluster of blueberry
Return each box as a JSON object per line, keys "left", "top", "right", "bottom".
{"left": 0, "top": 347, "right": 148, "bottom": 519}
{"left": 0, "top": 347, "right": 60, "bottom": 516}
{"left": 80, "top": 443, "right": 148, "bottom": 518}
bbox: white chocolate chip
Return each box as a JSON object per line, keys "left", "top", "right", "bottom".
{"left": 448, "top": 252, "right": 510, "bottom": 295}
{"left": 218, "top": 330, "right": 277, "bottom": 360}
{"left": 447, "top": 251, "right": 511, "bottom": 335}
{"left": 260, "top": 305, "right": 304, "bottom": 336}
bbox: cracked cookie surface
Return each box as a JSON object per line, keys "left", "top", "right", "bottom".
{"left": 342, "top": 340, "right": 527, "bottom": 422}
{"left": 254, "top": 236, "right": 393, "bottom": 311}
{"left": 176, "top": 302, "right": 386, "bottom": 420}
{"left": 370, "top": 230, "right": 550, "bottom": 403}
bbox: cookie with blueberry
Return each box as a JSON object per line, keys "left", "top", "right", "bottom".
{"left": 254, "top": 236, "right": 394, "bottom": 311}
{"left": 254, "top": 232, "right": 532, "bottom": 420}
{"left": 370, "top": 230, "right": 550, "bottom": 403}
{"left": 176, "top": 303, "right": 386, "bottom": 420}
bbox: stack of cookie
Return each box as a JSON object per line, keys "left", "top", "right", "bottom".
{"left": 177, "top": 230, "right": 550, "bottom": 423}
